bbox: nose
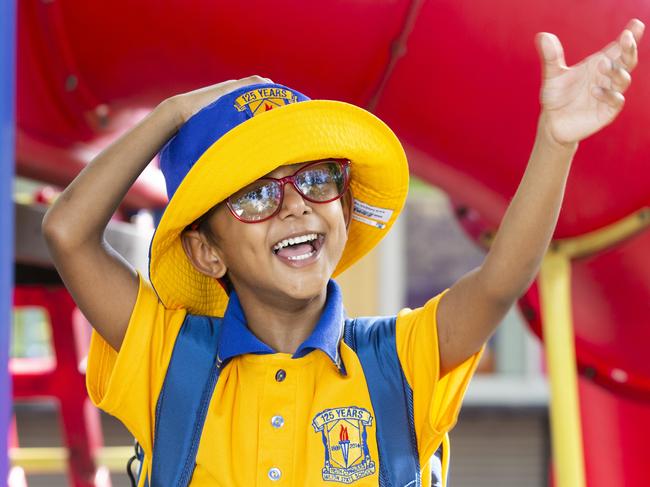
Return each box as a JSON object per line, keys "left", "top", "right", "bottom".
{"left": 278, "top": 182, "right": 311, "bottom": 219}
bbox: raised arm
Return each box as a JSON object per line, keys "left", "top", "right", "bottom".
{"left": 42, "top": 76, "right": 272, "bottom": 351}
{"left": 436, "top": 19, "right": 645, "bottom": 376}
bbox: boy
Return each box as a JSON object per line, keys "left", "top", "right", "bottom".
{"left": 42, "top": 19, "right": 643, "bottom": 486}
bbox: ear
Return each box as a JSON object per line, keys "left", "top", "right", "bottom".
{"left": 180, "top": 229, "right": 228, "bottom": 279}
{"left": 341, "top": 188, "right": 353, "bottom": 232}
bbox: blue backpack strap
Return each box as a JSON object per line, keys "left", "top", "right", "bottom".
{"left": 145, "top": 314, "right": 224, "bottom": 487}
{"left": 344, "top": 317, "right": 445, "bottom": 487}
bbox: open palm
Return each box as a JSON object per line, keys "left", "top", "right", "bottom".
{"left": 537, "top": 19, "right": 644, "bottom": 145}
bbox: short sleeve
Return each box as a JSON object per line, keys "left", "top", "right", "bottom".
{"left": 395, "top": 288, "right": 485, "bottom": 461}
{"left": 85, "top": 270, "right": 187, "bottom": 457}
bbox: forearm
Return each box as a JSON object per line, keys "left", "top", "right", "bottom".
{"left": 42, "top": 98, "right": 181, "bottom": 246}
{"left": 479, "top": 112, "right": 578, "bottom": 302}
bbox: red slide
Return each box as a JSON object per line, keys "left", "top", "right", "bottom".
{"left": 17, "top": 1, "right": 650, "bottom": 485}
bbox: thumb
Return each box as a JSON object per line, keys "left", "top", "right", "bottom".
{"left": 535, "top": 32, "right": 567, "bottom": 78}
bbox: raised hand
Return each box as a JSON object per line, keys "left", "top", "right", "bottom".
{"left": 170, "top": 75, "right": 274, "bottom": 125}
{"left": 536, "top": 19, "right": 644, "bottom": 146}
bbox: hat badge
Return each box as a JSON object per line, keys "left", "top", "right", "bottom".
{"left": 233, "top": 86, "right": 300, "bottom": 117}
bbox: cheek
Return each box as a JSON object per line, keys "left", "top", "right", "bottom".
{"left": 325, "top": 207, "right": 349, "bottom": 255}
{"left": 213, "top": 219, "right": 270, "bottom": 265}
{"left": 231, "top": 230, "right": 267, "bottom": 258}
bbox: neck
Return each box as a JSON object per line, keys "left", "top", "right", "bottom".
{"left": 234, "top": 285, "right": 328, "bottom": 354}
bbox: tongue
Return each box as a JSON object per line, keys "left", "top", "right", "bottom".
{"left": 277, "top": 243, "right": 313, "bottom": 258}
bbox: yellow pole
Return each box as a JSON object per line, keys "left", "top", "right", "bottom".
{"left": 539, "top": 250, "right": 585, "bottom": 487}
{"left": 481, "top": 207, "right": 648, "bottom": 487}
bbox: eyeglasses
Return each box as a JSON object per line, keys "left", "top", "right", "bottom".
{"left": 191, "top": 158, "right": 351, "bottom": 227}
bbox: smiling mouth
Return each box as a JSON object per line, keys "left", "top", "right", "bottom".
{"left": 272, "top": 233, "right": 325, "bottom": 261}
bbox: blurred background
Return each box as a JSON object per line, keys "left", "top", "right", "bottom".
{"left": 2, "top": 1, "right": 649, "bottom": 486}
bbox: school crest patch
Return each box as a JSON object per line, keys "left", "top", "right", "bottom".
{"left": 233, "top": 87, "right": 299, "bottom": 117}
{"left": 312, "top": 406, "right": 376, "bottom": 483}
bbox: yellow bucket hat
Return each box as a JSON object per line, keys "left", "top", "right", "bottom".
{"left": 149, "top": 82, "right": 409, "bottom": 316}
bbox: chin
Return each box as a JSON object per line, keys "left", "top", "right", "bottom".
{"left": 277, "top": 271, "right": 331, "bottom": 301}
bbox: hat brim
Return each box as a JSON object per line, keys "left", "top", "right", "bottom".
{"left": 149, "top": 99, "right": 409, "bottom": 316}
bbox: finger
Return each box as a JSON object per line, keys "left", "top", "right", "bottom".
{"left": 604, "top": 19, "right": 645, "bottom": 61}
{"left": 598, "top": 57, "right": 632, "bottom": 93}
{"left": 620, "top": 30, "right": 639, "bottom": 71}
{"left": 535, "top": 32, "right": 567, "bottom": 78}
{"left": 592, "top": 86, "right": 625, "bottom": 110}
{"left": 245, "top": 75, "right": 271, "bottom": 84}
{"left": 625, "top": 18, "right": 645, "bottom": 44}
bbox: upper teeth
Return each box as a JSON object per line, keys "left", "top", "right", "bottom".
{"left": 273, "top": 233, "right": 318, "bottom": 252}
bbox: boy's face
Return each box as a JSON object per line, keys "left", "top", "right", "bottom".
{"left": 184, "top": 161, "right": 352, "bottom": 304}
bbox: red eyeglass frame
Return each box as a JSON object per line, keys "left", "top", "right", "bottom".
{"left": 228, "top": 158, "right": 351, "bottom": 223}
{"left": 189, "top": 158, "right": 351, "bottom": 228}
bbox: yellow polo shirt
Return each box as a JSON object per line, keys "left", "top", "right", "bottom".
{"left": 86, "top": 272, "right": 483, "bottom": 486}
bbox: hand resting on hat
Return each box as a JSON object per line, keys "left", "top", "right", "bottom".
{"left": 169, "top": 75, "right": 274, "bottom": 126}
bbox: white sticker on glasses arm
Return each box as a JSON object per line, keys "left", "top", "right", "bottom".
{"left": 353, "top": 200, "right": 393, "bottom": 223}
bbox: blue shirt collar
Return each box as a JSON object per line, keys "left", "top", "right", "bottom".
{"left": 217, "top": 280, "right": 347, "bottom": 375}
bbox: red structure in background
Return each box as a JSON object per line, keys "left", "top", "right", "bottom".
{"left": 11, "top": 287, "right": 108, "bottom": 487}
{"left": 14, "top": 1, "right": 650, "bottom": 485}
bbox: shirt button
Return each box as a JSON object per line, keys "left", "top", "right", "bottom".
{"left": 275, "top": 369, "right": 286, "bottom": 382}
{"left": 268, "top": 467, "right": 281, "bottom": 481}
{"left": 271, "top": 415, "right": 284, "bottom": 428}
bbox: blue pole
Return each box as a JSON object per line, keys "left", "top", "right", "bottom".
{"left": 0, "top": 0, "right": 17, "bottom": 481}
